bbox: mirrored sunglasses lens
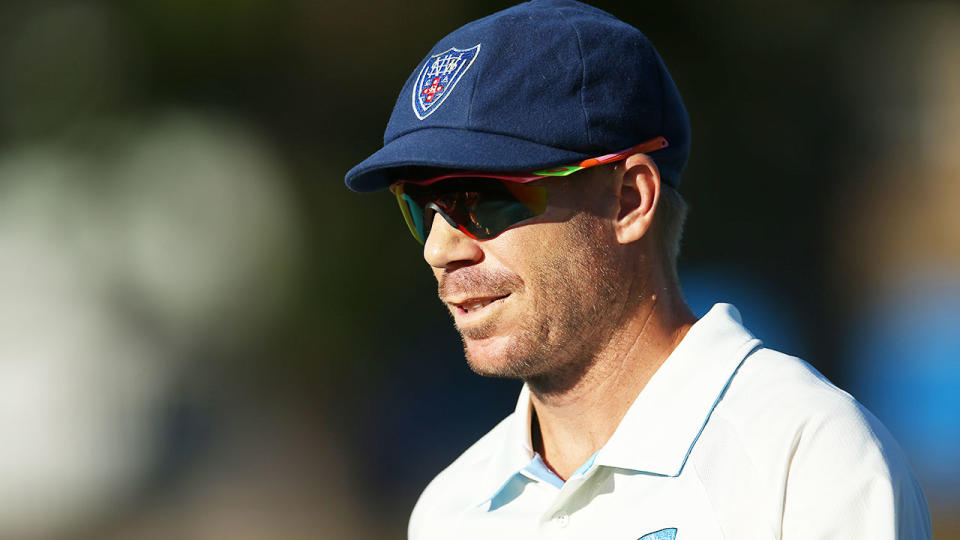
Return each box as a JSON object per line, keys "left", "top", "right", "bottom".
{"left": 453, "top": 196, "right": 537, "bottom": 239}
{"left": 396, "top": 178, "right": 547, "bottom": 242}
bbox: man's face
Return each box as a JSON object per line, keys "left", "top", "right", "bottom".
{"left": 424, "top": 168, "right": 632, "bottom": 386}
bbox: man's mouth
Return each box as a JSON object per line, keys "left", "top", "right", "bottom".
{"left": 451, "top": 294, "right": 511, "bottom": 314}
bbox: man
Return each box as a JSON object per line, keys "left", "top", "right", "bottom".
{"left": 345, "top": 1, "right": 932, "bottom": 538}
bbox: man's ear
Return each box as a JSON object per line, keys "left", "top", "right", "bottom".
{"left": 614, "top": 152, "right": 661, "bottom": 244}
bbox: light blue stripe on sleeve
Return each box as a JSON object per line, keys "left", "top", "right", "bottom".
{"left": 638, "top": 527, "right": 677, "bottom": 540}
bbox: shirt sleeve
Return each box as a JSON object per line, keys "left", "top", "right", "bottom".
{"left": 780, "top": 400, "right": 932, "bottom": 539}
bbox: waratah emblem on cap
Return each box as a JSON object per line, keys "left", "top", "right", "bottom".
{"left": 412, "top": 44, "right": 481, "bottom": 120}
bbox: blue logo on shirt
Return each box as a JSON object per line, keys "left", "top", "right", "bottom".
{"left": 412, "top": 44, "right": 481, "bottom": 119}
{"left": 638, "top": 528, "right": 677, "bottom": 540}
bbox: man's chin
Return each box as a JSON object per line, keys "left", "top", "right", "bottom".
{"left": 462, "top": 335, "right": 520, "bottom": 377}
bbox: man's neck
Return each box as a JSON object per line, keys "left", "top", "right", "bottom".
{"left": 527, "top": 283, "right": 696, "bottom": 480}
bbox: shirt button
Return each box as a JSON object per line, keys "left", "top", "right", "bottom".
{"left": 553, "top": 511, "right": 569, "bottom": 528}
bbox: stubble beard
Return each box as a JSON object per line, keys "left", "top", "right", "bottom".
{"left": 458, "top": 216, "right": 625, "bottom": 392}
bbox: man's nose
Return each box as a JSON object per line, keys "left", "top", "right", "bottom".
{"left": 423, "top": 213, "right": 484, "bottom": 269}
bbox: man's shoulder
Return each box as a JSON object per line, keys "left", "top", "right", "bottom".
{"left": 721, "top": 346, "right": 863, "bottom": 422}
{"left": 709, "top": 346, "right": 917, "bottom": 483}
{"left": 408, "top": 412, "right": 515, "bottom": 535}
{"left": 697, "top": 347, "right": 930, "bottom": 537}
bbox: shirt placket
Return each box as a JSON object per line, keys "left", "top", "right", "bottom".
{"left": 535, "top": 466, "right": 602, "bottom": 538}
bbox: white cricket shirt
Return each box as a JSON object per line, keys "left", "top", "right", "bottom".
{"left": 409, "top": 304, "right": 931, "bottom": 539}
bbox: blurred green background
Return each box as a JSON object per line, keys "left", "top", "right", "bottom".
{"left": 0, "top": 0, "right": 958, "bottom": 538}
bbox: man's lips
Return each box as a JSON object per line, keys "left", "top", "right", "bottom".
{"left": 447, "top": 294, "right": 511, "bottom": 314}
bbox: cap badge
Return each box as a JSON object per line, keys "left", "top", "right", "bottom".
{"left": 412, "top": 44, "right": 481, "bottom": 120}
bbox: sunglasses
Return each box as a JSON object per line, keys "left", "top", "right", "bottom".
{"left": 390, "top": 136, "right": 668, "bottom": 243}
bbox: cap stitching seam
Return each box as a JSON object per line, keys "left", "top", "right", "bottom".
{"left": 466, "top": 45, "right": 484, "bottom": 126}
{"left": 553, "top": 7, "right": 591, "bottom": 146}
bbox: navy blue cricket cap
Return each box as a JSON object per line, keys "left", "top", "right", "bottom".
{"left": 344, "top": 0, "right": 690, "bottom": 192}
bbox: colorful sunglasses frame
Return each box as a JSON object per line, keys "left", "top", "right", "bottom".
{"left": 390, "top": 136, "right": 669, "bottom": 242}
{"left": 398, "top": 136, "right": 668, "bottom": 187}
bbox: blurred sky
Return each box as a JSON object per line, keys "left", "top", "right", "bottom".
{"left": 0, "top": 1, "right": 957, "bottom": 538}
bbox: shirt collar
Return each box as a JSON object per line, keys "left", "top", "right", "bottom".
{"left": 476, "top": 384, "right": 537, "bottom": 505}
{"left": 479, "top": 303, "right": 762, "bottom": 504}
{"left": 594, "top": 303, "right": 761, "bottom": 476}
